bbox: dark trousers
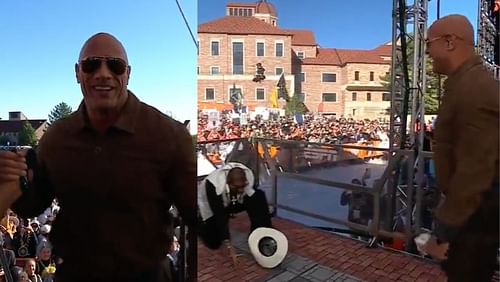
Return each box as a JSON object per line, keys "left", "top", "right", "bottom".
{"left": 441, "top": 185, "right": 499, "bottom": 282}
{"left": 199, "top": 189, "right": 272, "bottom": 249}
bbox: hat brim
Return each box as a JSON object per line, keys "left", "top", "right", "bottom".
{"left": 248, "top": 227, "right": 288, "bottom": 268}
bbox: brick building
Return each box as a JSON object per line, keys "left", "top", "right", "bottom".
{"left": 198, "top": 0, "right": 392, "bottom": 119}
{"left": 0, "top": 111, "right": 48, "bottom": 145}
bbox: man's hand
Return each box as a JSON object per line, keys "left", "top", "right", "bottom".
{"left": 0, "top": 150, "right": 28, "bottom": 216}
{"left": 0, "top": 150, "right": 27, "bottom": 183}
{"left": 420, "top": 236, "right": 449, "bottom": 261}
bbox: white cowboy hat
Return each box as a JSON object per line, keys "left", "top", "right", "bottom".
{"left": 248, "top": 227, "right": 288, "bottom": 269}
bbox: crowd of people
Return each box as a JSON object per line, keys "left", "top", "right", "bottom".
{"left": 0, "top": 203, "right": 182, "bottom": 282}
{"left": 197, "top": 111, "right": 394, "bottom": 145}
{"left": 0, "top": 201, "right": 59, "bottom": 282}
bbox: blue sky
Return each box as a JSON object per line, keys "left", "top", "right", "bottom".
{"left": 198, "top": 0, "right": 479, "bottom": 50}
{"left": 0, "top": 0, "right": 197, "bottom": 133}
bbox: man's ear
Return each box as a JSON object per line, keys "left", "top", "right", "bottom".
{"left": 126, "top": 65, "right": 131, "bottom": 85}
{"left": 75, "top": 63, "right": 80, "bottom": 84}
{"left": 446, "top": 36, "right": 457, "bottom": 51}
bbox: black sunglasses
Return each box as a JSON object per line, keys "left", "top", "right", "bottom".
{"left": 79, "top": 56, "right": 128, "bottom": 75}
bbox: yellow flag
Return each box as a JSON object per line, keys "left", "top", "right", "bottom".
{"left": 270, "top": 87, "right": 278, "bottom": 108}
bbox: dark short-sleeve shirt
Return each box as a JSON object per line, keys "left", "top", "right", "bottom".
{"left": 12, "top": 91, "right": 196, "bottom": 279}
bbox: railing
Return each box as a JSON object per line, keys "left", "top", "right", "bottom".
{"left": 197, "top": 137, "right": 438, "bottom": 252}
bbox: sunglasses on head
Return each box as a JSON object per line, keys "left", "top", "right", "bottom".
{"left": 79, "top": 56, "right": 128, "bottom": 75}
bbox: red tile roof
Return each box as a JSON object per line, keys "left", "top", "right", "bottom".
{"left": 226, "top": 2, "right": 278, "bottom": 16}
{"left": 198, "top": 16, "right": 290, "bottom": 35}
{"left": 302, "top": 47, "right": 392, "bottom": 66}
{"left": 255, "top": 1, "right": 277, "bottom": 16}
{"left": 301, "top": 48, "right": 342, "bottom": 65}
{"left": 284, "top": 29, "right": 317, "bottom": 46}
{"left": 0, "top": 120, "right": 47, "bottom": 133}
{"left": 227, "top": 2, "right": 256, "bottom": 8}
{"left": 372, "top": 43, "right": 393, "bottom": 56}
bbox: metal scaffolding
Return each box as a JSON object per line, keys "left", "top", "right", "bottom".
{"left": 477, "top": 0, "right": 500, "bottom": 79}
{"left": 387, "top": 0, "right": 499, "bottom": 249}
{"left": 386, "top": 0, "right": 429, "bottom": 248}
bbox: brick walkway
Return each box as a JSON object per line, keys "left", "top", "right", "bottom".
{"left": 198, "top": 215, "right": 448, "bottom": 282}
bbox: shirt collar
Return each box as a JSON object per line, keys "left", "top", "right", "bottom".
{"left": 72, "top": 90, "right": 140, "bottom": 134}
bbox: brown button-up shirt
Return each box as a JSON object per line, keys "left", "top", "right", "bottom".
{"left": 433, "top": 56, "right": 499, "bottom": 226}
{"left": 13, "top": 91, "right": 196, "bottom": 280}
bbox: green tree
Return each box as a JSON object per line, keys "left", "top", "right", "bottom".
{"left": 192, "top": 135, "right": 197, "bottom": 146}
{"left": 285, "top": 94, "right": 307, "bottom": 116}
{"left": 380, "top": 41, "right": 441, "bottom": 114}
{"left": 48, "top": 102, "right": 73, "bottom": 126}
{"left": 18, "top": 121, "right": 38, "bottom": 146}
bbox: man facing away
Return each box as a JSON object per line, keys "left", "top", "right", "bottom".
{"left": 0, "top": 33, "right": 197, "bottom": 282}
{"left": 421, "top": 14, "right": 499, "bottom": 281}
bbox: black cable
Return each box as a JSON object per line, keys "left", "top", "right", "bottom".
{"left": 399, "top": 0, "right": 411, "bottom": 150}
{"left": 174, "top": 0, "right": 199, "bottom": 51}
{"left": 436, "top": 0, "right": 442, "bottom": 107}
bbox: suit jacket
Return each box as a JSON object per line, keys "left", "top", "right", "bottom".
{"left": 0, "top": 248, "right": 16, "bottom": 281}
{"left": 433, "top": 55, "right": 499, "bottom": 227}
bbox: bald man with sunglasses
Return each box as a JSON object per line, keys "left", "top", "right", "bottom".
{"left": 421, "top": 15, "right": 499, "bottom": 281}
{"left": 0, "top": 33, "right": 197, "bottom": 282}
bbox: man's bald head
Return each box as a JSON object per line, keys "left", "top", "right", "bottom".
{"left": 428, "top": 14, "right": 474, "bottom": 46}
{"left": 426, "top": 14, "right": 476, "bottom": 75}
{"left": 78, "top": 32, "right": 128, "bottom": 63}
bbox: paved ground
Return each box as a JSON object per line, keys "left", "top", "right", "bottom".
{"left": 198, "top": 215, "right": 449, "bottom": 282}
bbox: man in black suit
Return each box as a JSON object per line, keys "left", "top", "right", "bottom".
{"left": 0, "top": 236, "right": 18, "bottom": 282}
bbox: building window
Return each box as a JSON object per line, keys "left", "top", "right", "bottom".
{"left": 296, "top": 93, "right": 305, "bottom": 102}
{"left": 297, "top": 51, "right": 304, "bottom": 59}
{"left": 238, "top": 9, "right": 243, "bottom": 16}
{"left": 370, "top": 71, "right": 374, "bottom": 81}
{"left": 354, "top": 71, "right": 360, "bottom": 81}
{"left": 322, "top": 93, "right": 337, "bottom": 102}
{"left": 229, "top": 8, "right": 233, "bottom": 16}
{"left": 275, "top": 42, "right": 283, "bottom": 57}
{"left": 232, "top": 42, "right": 244, "bottom": 75}
{"left": 205, "top": 88, "right": 215, "bottom": 100}
{"left": 243, "top": 9, "right": 248, "bottom": 16}
{"left": 382, "top": 92, "right": 391, "bottom": 101}
{"left": 256, "top": 42, "right": 265, "bottom": 56}
{"left": 210, "top": 66, "right": 220, "bottom": 75}
{"left": 256, "top": 88, "right": 265, "bottom": 100}
{"left": 275, "top": 67, "right": 283, "bottom": 75}
{"left": 322, "top": 73, "right": 336, "bottom": 82}
{"left": 248, "top": 9, "right": 253, "bottom": 16}
{"left": 297, "top": 72, "right": 305, "bottom": 82}
{"left": 197, "top": 67, "right": 199, "bottom": 75}
{"left": 367, "top": 92, "right": 372, "bottom": 101}
{"left": 352, "top": 92, "right": 357, "bottom": 101}
{"left": 211, "top": 41, "right": 219, "bottom": 56}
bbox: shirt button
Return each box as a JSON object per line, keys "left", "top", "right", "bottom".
{"left": 94, "top": 146, "right": 102, "bottom": 154}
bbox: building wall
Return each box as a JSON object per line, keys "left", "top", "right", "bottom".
{"left": 291, "top": 46, "right": 317, "bottom": 59}
{"left": 34, "top": 121, "right": 48, "bottom": 140}
{"left": 198, "top": 33, "right": 292, "bottom": 76}
{"left": 342, "top": 63, "right": 391, "bottom": 119}
{"left": 300, "top": 64, "right": 344, "bottom": 115}
{"left": 198, "top": 32, "right": 294, "bottom": 108}
{"left": 343, "top": 63, "right": 390, "bottom": 85}
{"left": 198, "top": 33, "right": 393, "bottom": 119}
